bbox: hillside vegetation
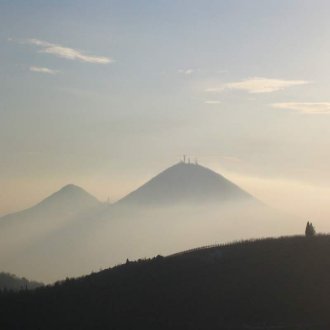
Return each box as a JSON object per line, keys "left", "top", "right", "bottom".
{"left": 1, "top": 235, "right": 330, "bottom": 329}
{"left": 0, "top": 273, "right": 43, "bottom": 291}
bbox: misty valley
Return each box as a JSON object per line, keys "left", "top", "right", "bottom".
{"left": 0, "top": 162, "right": 322, "bottom": 329}
{"left": 2, "top": 1, "right": 330, "bottom": 328}
{"left": 0, "top": 162, "right": 301, "bottom": 282}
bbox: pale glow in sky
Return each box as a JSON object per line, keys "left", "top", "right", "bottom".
{"left": 1, "top": 0, "right": 330, "bottom": 229}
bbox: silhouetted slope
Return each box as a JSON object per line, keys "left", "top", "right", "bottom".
{"left": 1, "top": 235, "right": 329, "bottom": 329}
{"left": 118, "top": 162, "right": 253, "bottom": 205}
{"left": 0, "top": 273, "right": 43, "bottom": 291}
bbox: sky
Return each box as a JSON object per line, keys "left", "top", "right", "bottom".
{"left": 1, "top": 0, "right": 330, "bottom": 226}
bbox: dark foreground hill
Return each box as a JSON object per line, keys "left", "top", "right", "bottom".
{"left": 1, "top": 236, "right": 330, "bottom": 329}
{"left": 0, "top": 273, "right": 43, "bottom": 291}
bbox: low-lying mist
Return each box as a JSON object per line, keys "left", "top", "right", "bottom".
{"left": 0, "top": 200, "right": 303, "bottom": 283}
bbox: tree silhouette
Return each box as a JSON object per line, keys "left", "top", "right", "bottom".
{"left": 305, "top": 221, "right": 316, "bottom": 237}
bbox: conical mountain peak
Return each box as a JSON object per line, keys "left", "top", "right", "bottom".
{"left": 118, "top": 162, "right": 253, "bottom": 206}
{"left": 35, "top": 184, "right": 100, "bottom": 211}
{"left": 55, "top": 184, "right": 91, "bottom": 197}
{"left": 0, "top": 184, "right": 100, "bottom": 221}
{"left": 59, "top": 183, "right": 81, "bottom": 191}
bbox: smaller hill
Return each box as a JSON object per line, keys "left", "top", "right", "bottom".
{"left": 0, "top": 184, "right": 101, "bottom": 226}
{"left": 0, "top": 184, "right": 102, "bottom": 276}
{"left": 31, "top": 184, "right": 101, "bottom": 214}
{"left": 0, "top": 272, "right": 43, "bottom": 291}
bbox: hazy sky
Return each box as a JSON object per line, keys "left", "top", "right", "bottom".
{"left": 2, "top": 1, "right": 330, "bottom": 224}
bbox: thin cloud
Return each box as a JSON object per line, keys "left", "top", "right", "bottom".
{"left": 204, "top": 100, "right": 221, "bottom": 105}
{"left": 27, "top": 39, "right": 112, "bottom": 64}
{"left": 30, "top": 66, "right": 58, "bottom": 75}
{"left": 272, "top": 102, "right": 330, "bottom": 114}
{"left": 205, "top": 87, "right": 225, "bottom": 93}
{"left": 178, "top": 68, "right": 194, "bottom": 75}
{"left": 206, "top": 77, "right": 309, "bottom": 94}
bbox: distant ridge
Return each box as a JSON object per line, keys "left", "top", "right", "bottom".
{"left": 118, "top": 162, "right": 253, "bottom": 205}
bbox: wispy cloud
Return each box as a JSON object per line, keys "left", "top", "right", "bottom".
{"left": 205, "top": 87, "right": 225, "bottom": 93}
{"left": 272, "top": 102, "right": 330, "bottom": 114}
{"left": 206, "top": 77, "right": 309, "bottom": 94}
{"left": 26, "top": 39, "right": 112, "bottom": 64}
{"left": 30, "top": 66, "right": 58, "bottom": 75}
{"left": 178, "top": 68, "right": 194, "bottom": 75}
{"left": 204, "top": 100, "right": 221, "bottom": 105}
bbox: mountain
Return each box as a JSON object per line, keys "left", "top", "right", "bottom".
{"left": 0, "top": 272, "right": 43, "bottom": 291}
{"left": 118, "top": 162, "right": 253, "bottom": 206}
{"left": 0, "top": 235, "right": 329, "bottom": 329}
{"left": 0, "top": 184, "right": 102, "bottom": 278}
{"left": 0, "top": 184, "right": 100, "bottom": 225}
{"left": 0, "top": 183, "right": 101, "bottom": 240}
{"left": 31, "top": 183, "right": 100, "bottom": 213}
{"left": 0, "top": 164, "right": 301, "bottom": 282}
